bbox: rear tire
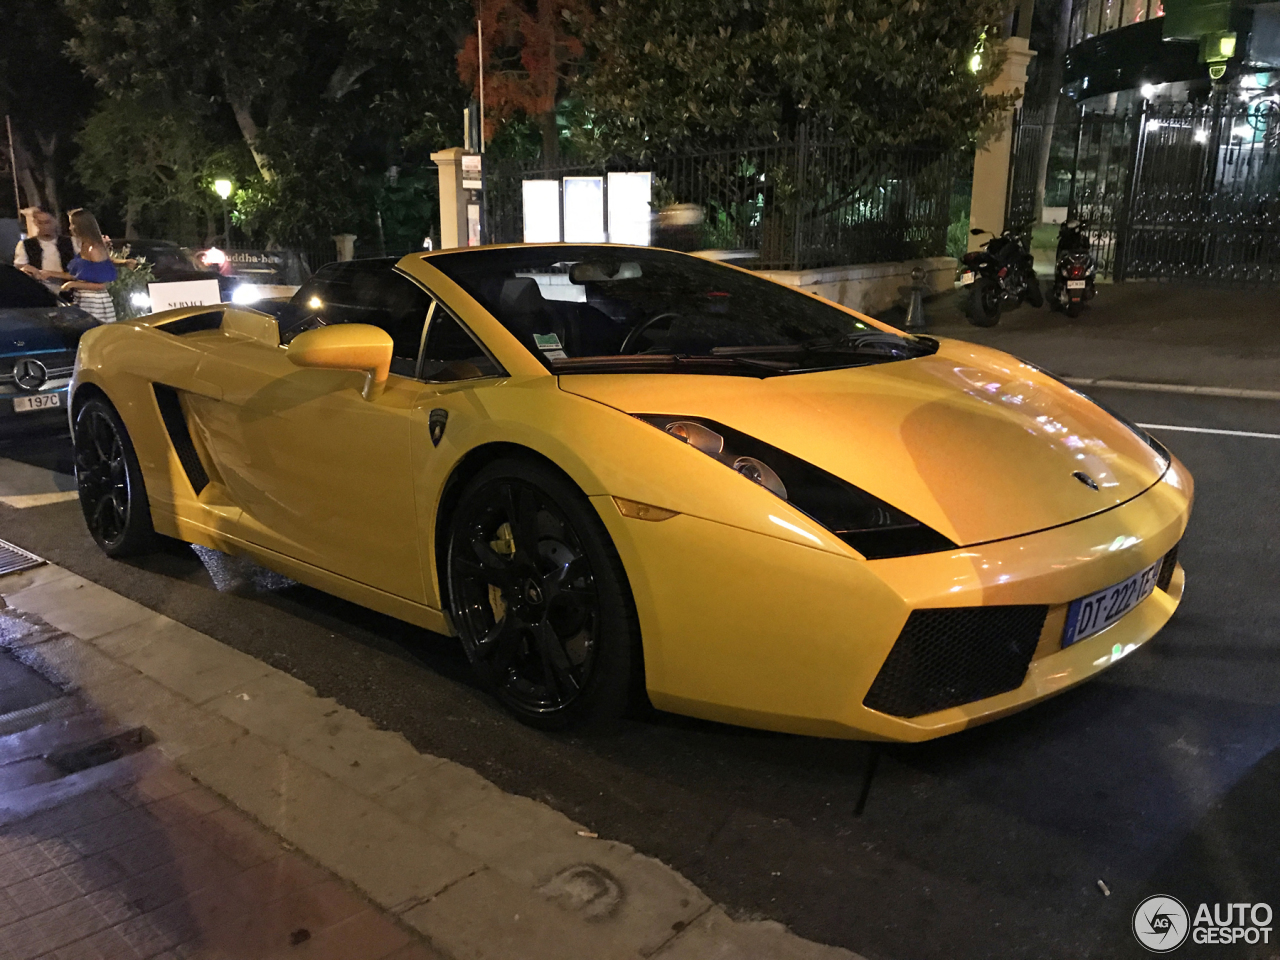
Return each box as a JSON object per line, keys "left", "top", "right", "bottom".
{"left": 967, "top": 279, "right": 1001, "bottom": 327}
{"left": 1066, "top": 300, "right": 1082, "bottom": 318}
{"left": 73, "top": 396, "right": 156, "bottom": 557}
{"left": 445, "top": 458, "right": 639, "bottom": 731}
{"left": 1025, "top": 275, "right": 1044, "bottom": 308}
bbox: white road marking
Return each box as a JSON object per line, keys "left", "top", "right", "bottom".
{"left": 1066, "top": 377, "right": 1280, "bottom": 401}
{"left": 1138, "top": 423, "right": 1280, "bottom": 441}
{"left": 0, "top": 491, "right": 79, "bottom": 508}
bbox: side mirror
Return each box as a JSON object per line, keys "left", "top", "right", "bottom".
{"left": 286, "top": 323, "right": 393, "bottom": 400}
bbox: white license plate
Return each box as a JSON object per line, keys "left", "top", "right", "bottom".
{"left": 13, "top": 394, "right": 60, "bottom": 413}
{"left": 1062, "top": 560, "right": 1161, "bottom": 648}
{"left": 959, "top": 271, "right": 975, "bottom": 286}
{"left": 1066, "top": 280, "right": 1087, "bottom": 289}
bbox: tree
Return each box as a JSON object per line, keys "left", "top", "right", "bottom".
{"left": 579, "top": 0, "right": 1017, "bottom": 155}
{"left": 0, "top": 0, "right": 96, "bottom": 218}
{"left": 64, "top": 0, "right": 471, "bottom": 240}
{"left": 74, "top": 95, "right": 245, "bottom": 242}
{"left": 457, "top": 0, "right": 593, "bottom": 162}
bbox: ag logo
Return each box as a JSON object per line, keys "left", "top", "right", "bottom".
{"left": 428, "top": 408, "right": 449, "bottom": 447}
{"left": 1134, "top": 895, "right": 1190, "bottom": 952}
{"left": 13, "top": 358, "right": 47, "bottom": 391}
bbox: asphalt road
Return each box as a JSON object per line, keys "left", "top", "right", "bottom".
{"left": 0, "top": 389, "right": 1276, "bottom": 960}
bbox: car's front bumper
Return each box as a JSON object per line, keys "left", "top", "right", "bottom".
{"left": 596, "top": 455, "right": 1192, "bottom": 742}
{"left": 0, "top": 380, "right": 71, "bottom": 435}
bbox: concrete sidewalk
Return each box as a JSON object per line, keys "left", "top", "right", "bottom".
{"left": 0, "top": 559, "right": 861, "bottom": 960}
{"left": 924, "top": 281, "right": 1280, "bottom": 395}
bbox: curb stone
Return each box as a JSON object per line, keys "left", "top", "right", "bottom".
{"left": 0, "top": 561, "right": 866, "bottom": 960}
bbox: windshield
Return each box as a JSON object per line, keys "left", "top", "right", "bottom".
{"left": 427, "top": 246, "right": 934, "bottom": 375}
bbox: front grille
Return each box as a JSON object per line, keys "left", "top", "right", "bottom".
{"left": 0, "top": 352, "right": 76, "bottom": 386}
{"left": 864, "top": 605, "right": 1049, "bottom": 718}
{"left": 1156, "top": 543, "right": 1180, "bottom": 592}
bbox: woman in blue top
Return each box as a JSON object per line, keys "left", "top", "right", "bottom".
{"left": 62, "top": 209, "right": 118, "bottom": 323}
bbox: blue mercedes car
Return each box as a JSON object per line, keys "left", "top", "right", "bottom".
{"left": 0, "top": 264, "right": 101, "bottom": 434}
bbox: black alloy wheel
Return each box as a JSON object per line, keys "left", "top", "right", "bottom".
{"left": 446, "top": 458, "right": 638, "bottom": 730}
{"left": 74, "top": 397, "right": 156, "bottom": 557}
{"left": 967, "top": 278, "right": 1002, "bottom": 327}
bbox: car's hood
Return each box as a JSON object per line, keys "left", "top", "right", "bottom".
{"left": 0, "top": 306, "right": 99, "bottom": 356}
{"left": 559, "top": 340, "right": 1169, "bottom": 547}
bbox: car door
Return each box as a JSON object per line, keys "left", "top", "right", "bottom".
{"left": 189, "top": 261, "right": 433, "bottom": 603}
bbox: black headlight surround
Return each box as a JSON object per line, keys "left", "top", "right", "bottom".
{"left": 636, "top": 415, "right": 957, "bottom": 560}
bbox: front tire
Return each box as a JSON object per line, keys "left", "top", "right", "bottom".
{"left": 445, "top": 458, "right": 639, "bottom": 731}
{"left": 74, "top": 396, "right": 156, "bottom": 557}
{"left": 967, "top": 279, "right": 1001, "bottom": 327}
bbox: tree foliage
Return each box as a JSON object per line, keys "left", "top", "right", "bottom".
{"left": 579, "top": 0, "right": 1017, "bottom": 155}
{"left": 457, "top": 0, "right": 593, "bottom": 161}
{"left": 0, "top": 0, "right": 95, "bottom": 218}
{"left": 63, "top": 0, "right": 471, "bottom": 241}
{"left": 75, "top": 96, "right": 246, "bottom": 241}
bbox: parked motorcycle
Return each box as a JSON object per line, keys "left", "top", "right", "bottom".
{"left": 1051, "top": 219, "right": 1097, "bottom": 318}
{"left": 957, "top": 226, "right": 1042, "bottom": 327}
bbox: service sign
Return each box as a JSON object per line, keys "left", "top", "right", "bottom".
{"left": 148, "top": 279, "right": 222, "bottom": 313}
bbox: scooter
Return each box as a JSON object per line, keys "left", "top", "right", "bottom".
{"left": 1051, "top": 219, "right": 1097, "bottom": 318}
{"left": 957, "top": 225, "right": 1041, "bottom": 327}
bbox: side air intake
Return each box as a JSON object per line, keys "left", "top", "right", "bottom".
{"left": 156, "top": 311, "right": 224, "bottom": 336}
{"left": 152, "top": 384, "right": 209, "bottom": 495}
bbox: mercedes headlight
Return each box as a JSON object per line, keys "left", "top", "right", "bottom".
{"left": 637, "top": 415, "right": 956, "bottom": 560}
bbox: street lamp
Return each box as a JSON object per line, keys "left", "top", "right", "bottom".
{"left": 213, "top": 179, "right": 233, "bottom": 247}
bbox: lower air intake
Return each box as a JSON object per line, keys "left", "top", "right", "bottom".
{"left": 864, "top": 605, "right": 1049, "bottom": 718}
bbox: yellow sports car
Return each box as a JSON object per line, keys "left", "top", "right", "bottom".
{"left": 69, "top": 245, "right": 1191, "bottom": 740}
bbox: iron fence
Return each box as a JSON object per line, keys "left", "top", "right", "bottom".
{"left": 1008, "top": 98, "right": 1280, "bottom": 282}
{"left": 485, "top": 129, "right": 959, "bottom": 272}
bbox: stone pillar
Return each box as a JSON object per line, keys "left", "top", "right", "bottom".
{"left": 968, "top": 37, "right": 1036, "bottom": 250}
{"left": 332, "top": 233, "right": 357, "bottom": 261}
{"left": 431, "top": 147, "right": 469, "bottom": 250}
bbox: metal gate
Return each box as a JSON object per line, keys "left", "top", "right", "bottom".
{"left": 1008, "top": 98, "right": 1280, "bottom": 282}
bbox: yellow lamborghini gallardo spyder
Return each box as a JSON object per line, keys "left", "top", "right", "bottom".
{"left": 69, "top": 245, "right": 1191, "bottom": 740}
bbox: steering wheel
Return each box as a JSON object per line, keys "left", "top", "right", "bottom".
{"left": 619, "top": 311, "right": 682, "bottom": 355}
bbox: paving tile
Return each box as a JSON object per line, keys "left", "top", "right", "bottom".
{"left": 0, "top": 889, "right": 122, "bottom": 958}
{"left": 51, "top": 923, "right": 147, "bottom": 960}
{"left": 226, "top": 853, "right": 330, "bottom": 907}
{"left": 115, "top": 620, "right": 276, "bottom": 706}
{"left": 403, "top": 868, "right": 640, "bottom": 960}
{"left": 0, "top": 563, "right": 76, "bottom": 597}
{"left": 4, "top": 577, "right": 157, "bottom": 643}
{"left": 652, "top": 907, "right": 862, "bottom": 960}
{"left": 205, "top": 674, "right": 430, "bottom": 799}
{"left": 287, "top": 907, "right": 412, "bottom": 960}
{"left": 187, "top": 807, "right": 285, "bottom": 871}
{"left": 378, "top": 941, "right": 451, "bottom": 960}
{"left": 179, "top": 735, "right": 480, "bottom": 913}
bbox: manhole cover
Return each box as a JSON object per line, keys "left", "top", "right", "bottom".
{"left": 0, "top": 539, "right": 44, "bottom": 577}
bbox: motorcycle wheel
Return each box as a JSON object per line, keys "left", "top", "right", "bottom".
{"left": 1025, "top": 275, "right": 1044, "bottom": 308}
{"left": 1066, "top": 300, "right": 1082, "bottom": 318}
{"left": 967, "top": 279, "right": 1001, "bottom": 327}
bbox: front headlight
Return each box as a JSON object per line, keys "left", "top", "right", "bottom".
{"left": 636, "top": 415, "right": 956, "bottom": 560}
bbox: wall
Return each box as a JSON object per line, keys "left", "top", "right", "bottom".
{"left": 753, "top": 257, "right": 957, "bottom": 316}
